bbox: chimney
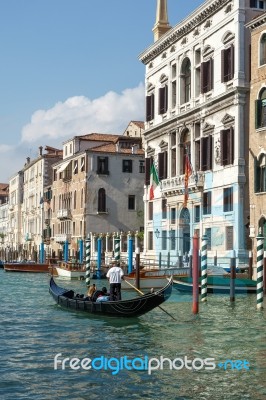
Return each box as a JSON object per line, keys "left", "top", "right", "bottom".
{"left": 39, "top": 146, "right": 43, "bottom": 156}
{"left": 153, "top": 0, "right": 171, "bottom": 42}
{"left": 26, "top": 157, "right": 30, "bottom": 164}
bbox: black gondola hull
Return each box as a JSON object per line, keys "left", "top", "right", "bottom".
{"left": 49, "top": 277, "right": 173, "bottom": 318}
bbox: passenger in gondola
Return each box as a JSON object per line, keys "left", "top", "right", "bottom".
{"left": 96, "top": 287, "right": 110, "bottom": 302}
{"left": 84, "top": 284, "right": 96, "bottom": 301}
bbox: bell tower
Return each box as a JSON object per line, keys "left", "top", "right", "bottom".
{"left": 152, "top": 0, "right": 171, "bottom": 42}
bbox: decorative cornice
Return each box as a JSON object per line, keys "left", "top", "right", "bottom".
{"left": 140, "top": 0, "right": 231, "bottom": 65}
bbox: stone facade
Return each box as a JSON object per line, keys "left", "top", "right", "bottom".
{"left": 139, "top": 0, "right": 264, "bottom": 267}
{"left": 247, "top": 12, "right": 266, "bottom": 250}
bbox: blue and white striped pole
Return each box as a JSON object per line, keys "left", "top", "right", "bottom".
{"left": 40, "top": 242, "right": 45, "bottom": 264}
{"left": 97, "top": 236, "right": 102, "bottom": 279}
{"left": 85, "top": 236, "right": 91, "bottom": 287}
{"left": 114, "top": 235, "right": 120, "bottom": 266}
{"left": 256, "top": 232, "right": 264, "bottom": 310}
{"left": 201, "top": 234, "right": 208, "bottom": 302}
{"left": 128, "top": 233, "right": 133, "bottom": 274}
{"left": 79, "top": 239, "right": 83, "bottom": 264}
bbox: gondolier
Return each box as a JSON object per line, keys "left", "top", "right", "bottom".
{"left": 106, "top": 263, "right": 124, "bottom": 301}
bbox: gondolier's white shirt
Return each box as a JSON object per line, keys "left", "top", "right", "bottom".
{"left": 106, "top": 266, "right": 124, "bottom": 283}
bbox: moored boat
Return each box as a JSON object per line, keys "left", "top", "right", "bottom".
{"left": 49, "top": 276, "right": 173, "bottom": 317}
{"left": 173, "top": 275, "right": 256, "bottom": 294}
{"left": 4, "top": 261, "right": 50, "bottom": 273}
{"left": 54, "top": 261, "right": 86, "bottom": 280}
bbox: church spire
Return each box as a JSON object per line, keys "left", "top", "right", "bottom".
{"left": 153, "top": 0, "right": 171, "bottom": 42}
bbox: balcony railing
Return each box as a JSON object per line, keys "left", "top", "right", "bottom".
{"left": 57, "top": 209, "right": 72, "bottom": 219}
{"left": 161, "top": 172, "right": 204, "bottom": 195}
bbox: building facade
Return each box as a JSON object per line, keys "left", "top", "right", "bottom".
{"left": 139, "top": 0, "right": 264, "bottom": 267}
{"left": 49, "top": 133, "right": 145, "bottom": 260}
{"left": 247, "top": 12, "right": 266, "bottom": 250}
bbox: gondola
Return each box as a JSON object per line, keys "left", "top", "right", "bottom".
{"left": 49, "top": 276, "right": 173, "bottom": 318}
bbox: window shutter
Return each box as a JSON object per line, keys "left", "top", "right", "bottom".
{"left": 164, "top": 85, "right": 168, "bottom": 113}
{"left": 254, "top": 157, "right": 260, "bottom": 192}
{"left": 208, "top": 135, "right": 213, "bottom": 170}
{"left": 145, "top": 158, "right": 151, "bottom": 185}
{"left": 159, "top": 87, "right": 164, "bottom": 114}
{"left": 200, "top": 63, "right": 204, "bottom": 94}
{"left": 221, "top": 49, "right": 225, "bottom": 83}
{"left": 200, "top": 137, "right": 207, "bottom": 171}
{"left": 146, "top": 96, "right": 151, "bottom": 122}
{"left": 158, "top": 152, "right": 164, "bottom": 180}
{"left": 220, "top": 130, "right": 225, "bottom": 166}
{"left": 230, "top": 44, "right": 234, "bottom": 80}
{"left": 164, "top": 151, "right": 168, "bottom": 179}
{"left": 255, "top": 100, "right": 262, "bottom": 129}
{"left": 210, "top": 58, "right": 214, "bottom": 90}
{"left": 229, "top": 127, "right": 234, "bottom": 165}
{"left": 151, "top": 93, "right": 155, "bottom": 120}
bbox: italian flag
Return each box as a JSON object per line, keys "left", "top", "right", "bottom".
{"left": 149, "top": 163, "right": 159, "bottom": 200}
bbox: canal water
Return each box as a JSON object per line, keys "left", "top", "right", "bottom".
{"left": 0, "top": 269, "right": 265, "bottom": 400}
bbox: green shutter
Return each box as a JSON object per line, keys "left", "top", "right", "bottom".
{"left": 255, "top": 100, "right": 262, "bottom": 129}
{"left": 254, "top": 157, "right": 260, "bottom": 193}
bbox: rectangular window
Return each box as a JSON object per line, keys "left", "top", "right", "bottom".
{"left": 145, "top": 158, "right": 152, "bottom": 185}
{"left": 221, "top": 128, "right": 234, "bottom": 166}
{"left": 194, "top": 205, "right": 200, "bottom": 222}
{"left": 139, "top": 160, "right": 145, "bottom": 173}
{"left": 158, "top": 85, "right": 168, "bottom": 114}
{"left": 203, "top": 192, "right": 211, "bottom": 215}
{"left": 161, "top": 230, "right": 167, "bottom": 250}
{"left": 255, "top": 99, "right": 266, "bottom": 128}
{"left": 201, "top": 59, "right": 213, "bottom": 93}
{"left": 221, "top": 45, "right": 234, "bottom": 83}
{"left": 200, "top": 136, "right": 213, "bottom": 171}
{"left": 226, "top": 226, "right": 234, "bottom": 250}
{"left": 97, "top": 156, "right": 109, "bottom": 175}
{"left": 80, "top": 157, "right": 85, "bottom": 172}
{"left": 158, "top": 151, "right": 168, "bottom": 180}
{"left": 128, "top": 195, "right": 135, "bottom": 210}
{"left": 223, "top": 187, "right": 233, "bottom": 212}
{"left": 148, "top": 202, "right": 153, "bottom": 220}
{"left": 162, "top": 199, "right": 167, "bottom": 220}
{"left": 146, "top": 93, "right": 155, "bottom": 122}
{"left": 73, "top": 160, "right": 78, "bottom": 175}
{"left": 170, "top": 230, "right": 176, "bottom": 251}
{"left": 171, "top": 208, "right": 176, "bottom": 224}
{"left": 148, "top": 231, "right": 153, "bottom": 250}
{"left": 122, "top": 160, "right": 132, "bottom": 173}
{"left": 206, "top": 228, "right": 212, "bottom": 250}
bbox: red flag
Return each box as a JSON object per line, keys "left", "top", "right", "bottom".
{"left": 183, "top": 155, "right": 192, "bottom": 207}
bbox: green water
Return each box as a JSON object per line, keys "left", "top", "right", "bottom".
{"left": 0, "top": 270, "right": 265, "bottom": 399}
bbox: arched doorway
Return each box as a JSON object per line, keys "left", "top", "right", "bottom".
{"left": 258, "top": 216, "right": 266, "bottom": 250}
{"left": 179, "top": 207, "right": 190, "bottom": 254}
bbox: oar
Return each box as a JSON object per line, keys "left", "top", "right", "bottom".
{"left": 124, "top": 279, "right": 177, "bottom": 321}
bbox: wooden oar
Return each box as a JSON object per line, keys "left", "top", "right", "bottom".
{"left": 124, "top": 279, "right": 177, "bottom": 321}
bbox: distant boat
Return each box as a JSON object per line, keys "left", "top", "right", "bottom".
{"left": 122, "top": 270, "right": 170, "bottom": 290}
{"left": 54, "top": 261, "right": 86, "bottom": 280}
{"left": 49, "top": 276, "right": 173, "bottom": 318}
{"left": 4, "top": 261, "right": 50, "bottom": 273}
{"left": 173, "top": 275, "right": 256, "bottom": 294}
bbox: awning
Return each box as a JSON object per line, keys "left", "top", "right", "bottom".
{"left": 57, "top": 160, "right": 70, "bottom": 173}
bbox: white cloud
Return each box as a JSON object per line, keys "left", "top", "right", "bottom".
{"left": 0, "top": 144, "right": 13, "bottom": 153}
{"left": 21, "top": 83, "right": 145, "bottom": 143}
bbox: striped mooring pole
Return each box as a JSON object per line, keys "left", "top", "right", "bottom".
{"left": 114, "top": 235, "right": 120, "bottom": 266}
{"left": 85, "top": 236, "right": 91, "bottom": 287}
{"left": 201, "top": 234, "right": 208, "bottom": 302}
{"left": 256, "top": 232, "right": 264, "bottom": 310}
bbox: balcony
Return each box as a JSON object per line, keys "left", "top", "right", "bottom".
{"left": 57, "top": 209, "right": 72, "bottom": 219}
{"left": 54, "top": 233, "right": 71, "bottom": 243}
{"left": 161, "top": 172, "right": 204, "bottom": 196}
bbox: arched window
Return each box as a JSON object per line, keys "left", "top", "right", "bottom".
{"left": 255, "top": 88, "right": 266, "bottom": 128}
{"left": 81, "top": 188, "right": 84, "bottom": 208}
{"left": 255, "top": 153, "right": 266, "bottom": 193}
{"left": 98, "top": 188, "right": 106, "bottom": 212}
{"left": 180, "top": 58, "right": 191, "bottom": 104}
{"left": 180, "top": 129, "right": 191, "bottom": 174}
{"left": 73, "top": 191, "right": 77, "bottom": 209}
{"left": 260, "top": 33, "right": 266, "bottom": 66}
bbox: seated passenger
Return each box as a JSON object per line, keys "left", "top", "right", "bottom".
{"left": 84, "top": 284, "right": 96, "bottom": 301}
{"left": 93, "top": 287, "right": 110, "bottom": 302}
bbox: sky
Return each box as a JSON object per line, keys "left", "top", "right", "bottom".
{"left": 0, "top": 0, "right": 204, "bottom": 182}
